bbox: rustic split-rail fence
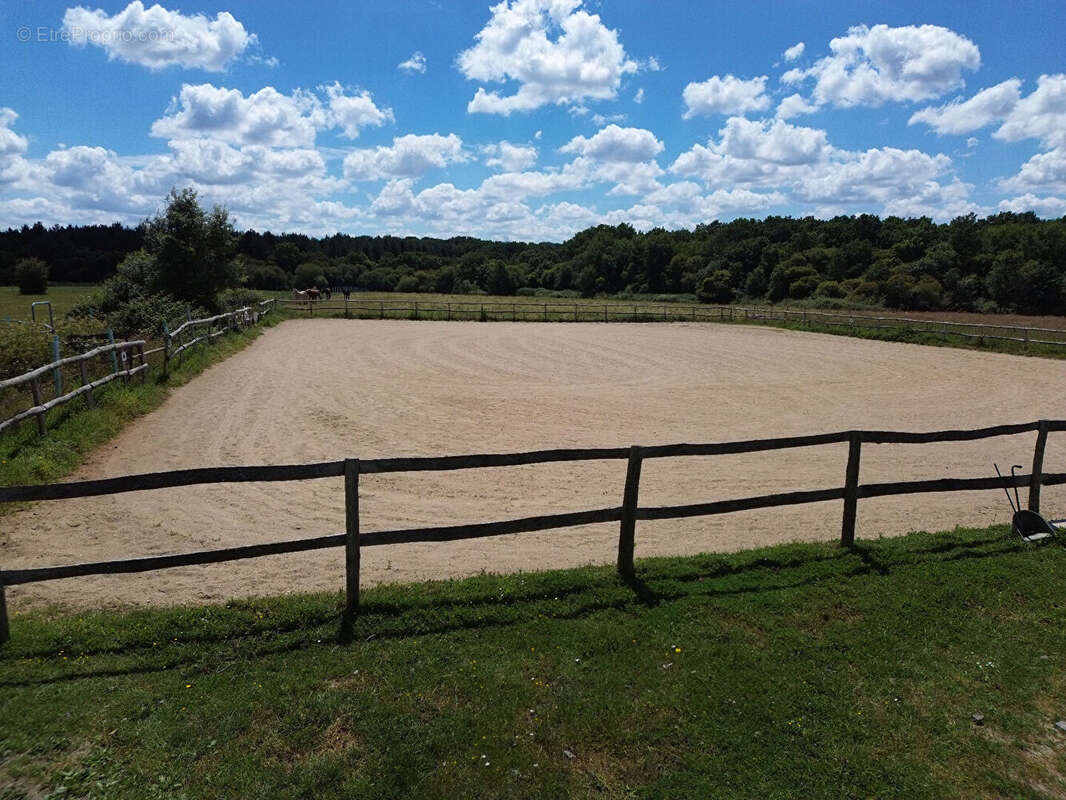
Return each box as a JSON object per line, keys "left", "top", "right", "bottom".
{"left": 0, "top": 299, "right": 277, "bottom": 437}
{"left": 162, "top": 299, "right": 276, "bottom": 375}
{"left": 279, "top": 297, "right": 1066, "bottom": 350}
{"left": 1, "top": 418, "right": 1062, "bottom": 643}
{"left": 0, "top": 340, "right": 148, "bottom": 436}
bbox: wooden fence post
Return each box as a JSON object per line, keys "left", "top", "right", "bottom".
{"left": 51, "top": 336, "right": 62, "bottom": 397}
{"left": 29, "top": 377, "right": 45, "bottom": 436}
{"left": 162, "top": 320, "right": 171, "bottom": 377}
{"left": 344, "top": 458, "right": 361, "bottom": 617}
{"left": 1029, "top": 420, "right": 1050, "bottom": 513}
{"left": 79, "top": 358, "right": 94, "bottom": 407}
{"left": 618, "top": 445, "right": 644, "bottom": 579}
{"left": 106, "top": 329, "right": 118, "bottom": 374}
{"left": 0, "top": 578, "right": 8, "bottom": 645}
{"left": 841, "top": 431, "right": 862, "bottom": 546}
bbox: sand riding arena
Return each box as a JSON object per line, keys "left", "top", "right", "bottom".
{"left": 5, "top": 317, "right": 1066, "bottom": 609}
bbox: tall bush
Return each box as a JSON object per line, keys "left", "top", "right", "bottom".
{"left": 144, "top": 188, "right": 238, "bottom": 311}
{"left": 15, "top": 257, "right": 49, "bottom": 295}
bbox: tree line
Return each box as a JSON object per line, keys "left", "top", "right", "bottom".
{"left": 3, "top": 210, "right": 1066, "bottom": 316}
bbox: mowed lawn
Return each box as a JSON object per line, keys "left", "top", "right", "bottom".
{"left": 0, "top": 285, "right": 98, "bottom": 322}
{"left": 3, "top": 526, "right": 1066, "bottom": 799}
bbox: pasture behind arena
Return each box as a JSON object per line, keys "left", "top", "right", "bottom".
{"left": 0, "top": 285, "right": 97, "bottom": 321}
{"left": 3, "top": 317, "right": 1065, "bottom": 610}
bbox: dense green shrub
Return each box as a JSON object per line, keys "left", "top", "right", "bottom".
{"left": 697, "top": 269, "right": 734, "bottom": 304}
{"left": 0, "top": 324, "right": 51, "bottom": 380}
{"left": 815, "top": 280, "right": 846, "bottom": 299}
{"left": 217, "top": 288, "right": 264, "bottom": 312}
{"left": 70, "top": 286, "right": 202, "bottom": 339}
{"left": 294, "top": 261, "right": 328, "bottom": 289}
{"left": 15, "top": 257, "right": 49, "bottom": 295}
{"left": 240, "top": 258, "right": 290, "bottom": 290}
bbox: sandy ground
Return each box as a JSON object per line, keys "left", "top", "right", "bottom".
{"left": 4, "top": 318, "right": 1066, "bottom": 610}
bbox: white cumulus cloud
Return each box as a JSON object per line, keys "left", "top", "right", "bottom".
{"left": 669, "top": 114, "right": 966, "bottom": 218}
{"left": 343, "top": 134, "right": 469, "bottom": 181}
{"left": 559, "top": 125, "right": 664, "bottom": 162}
{"left": 998, "top": 147, "right": 1066, "bottom": 194}
{"left": 682, "top": 75, "right": 770, "bottom": 118}
{"left": 909, "top": 79, "right": 1021, "bottom": 135}
{"left": 993, "top": 74, "right": 1066, "bottom": 149}
{"left": 322, "top": 82, "right": 395, "bottom": 139}
{"left": 397, "top": 51, "right": 427, "bottom": 73}
{"left": 0, "top": 108, "right": 29, "bottom": 157}
{"left": 150, "top": 83, "right": 392, "bottom": 148}
{"left": 784, "top": 24, "right": 980, "bottom": 108}
{"left": 998, "top": 193, "right": 1066, "bottom": 217}
{"left": 62, "top": 1, "right": 257, "bottom": 71}
{"left": 458, "top": 0, "right": 638, "bottom": 115}
{"left": 783, "top": 42, "right": 805, "bottom": 62}
{"left": 714, "top": 117, "right": 831, "bottom": 165}
{"left": 776, "top": 93, "right": 819, "bottom": 120}
{"left": 482, "top": 141, "right": 538, "bottom": 172}
{"left": 151, "top": 84, "right": 319, "bottom": 147}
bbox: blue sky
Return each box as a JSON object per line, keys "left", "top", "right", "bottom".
{"left": 1, "top": 0, "right": 1064, "bottom": 240}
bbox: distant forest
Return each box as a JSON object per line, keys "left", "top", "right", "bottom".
{"left": 3, "top": 211, "right": 1066, "bottom": 315}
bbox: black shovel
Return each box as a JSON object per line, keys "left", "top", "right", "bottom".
{"left": 994, "top": 463, "right": 1056, "bottom": 543}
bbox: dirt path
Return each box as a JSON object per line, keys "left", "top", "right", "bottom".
{"left": 5, "top": 318, "right": 1065, "bottom": 609}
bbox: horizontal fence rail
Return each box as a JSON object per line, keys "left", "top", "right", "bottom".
{"left": 0, "top": 340, "right": 147, "bottom": 436}
{"left": 276, "top": 297, "right": 1066, "bottom": 350}
{"left": 1, "top": 299, "right": 276, "bottom": 441}
{"left": 1, "top": 419, "right": 1063, "bottom": 643}
{"left": 163, "top": 299, "right": 275, "bottom": 375}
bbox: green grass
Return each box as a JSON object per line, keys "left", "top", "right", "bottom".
{"left": 3, "top": 526, "right": 1066, "bottom": 798}
{"left": 0, "top": 285, "right": 99, "bottom": 322}
{"left": 743, "top": 316, "right": 1066, "bottom": 359}
{"left": 0, "top": 314, "right": 283, "bottom": 494}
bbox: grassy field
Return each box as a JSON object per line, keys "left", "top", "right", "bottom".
{"left": 6, "top": 285, "right": 1066, "bottom": 332}
{"left": 2, "top": 525, "right": 1065, "bottom": 798}
{"left": 0, "top": 285, "right": 98, "bottom": 322}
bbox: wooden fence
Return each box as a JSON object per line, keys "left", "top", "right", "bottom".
{"left": 1, "top": 418, "right": 1063, "bottom": 643}
{"left": 0, "top": 340, "right": 147, "bottom": 436}
{"left": 162, "top": 299, "right": 276, "bottom": 374}
{"left": 0, "top": 299, "right": 277, "bottom": 438}
{"left": 277, "top": 298, "right": 1066, "bottom": 349}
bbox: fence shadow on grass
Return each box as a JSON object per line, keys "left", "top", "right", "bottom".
{"left": 0, "top": 527, "right": 1028, "bottom": 688}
